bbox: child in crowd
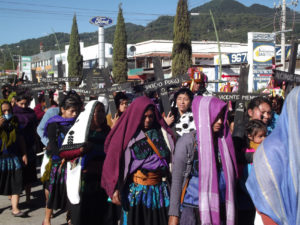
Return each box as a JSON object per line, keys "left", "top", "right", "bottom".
{"left": 245, "top": 119, "right": 267, "bottom": 173}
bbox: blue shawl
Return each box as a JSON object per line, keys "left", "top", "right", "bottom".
{"left": 246, "top": 87, "right": 300, "bottom": 225}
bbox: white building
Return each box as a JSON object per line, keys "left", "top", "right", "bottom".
{"left": 54, "top": 40, "right": 248, "bottom": 73}
{"left": 53, "top": 38, "right": 299, "bottom": 92}
{"left": 133, "top": 39, "right": 248, "bottom": 68}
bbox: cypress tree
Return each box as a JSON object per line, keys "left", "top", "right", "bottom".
{"left": 112, "top": 4, "right": 128, "bottom": 83}
{"left": 172, "top": 0, "right": 192, "bottom": 77}
{"left": 67, "top": 14, "right": 83, "bottom": 86}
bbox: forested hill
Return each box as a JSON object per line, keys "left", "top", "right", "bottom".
{"left": 1, "top": 0, "right": 299, "bottom": 57}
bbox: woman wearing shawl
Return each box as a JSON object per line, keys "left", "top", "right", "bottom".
{"left": 42, "top": 96, "right": 80, "bottom": 225}
{"left": 164, "top": 88, "right": 195, "bottom": 139}
{"left": 169, "top": 96, "right": 238, "bottom": 225}
{"left": 101, "top": 96, "right": 175, "bottom": 225}
{"left": 246, "top": 87, "right": 300, "bottom": 225}
{"left": 13, "top": 91, "right": 38, "bottom": 204}
{"left": 0, "top": 101, "right": 25, "bottom": 217}
{"left": 59, "top": 100, "right": 110, "bottom": 225}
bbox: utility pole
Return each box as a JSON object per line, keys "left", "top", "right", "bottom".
{"left": 281, "top": 0, "right": 286, "bottom": 70}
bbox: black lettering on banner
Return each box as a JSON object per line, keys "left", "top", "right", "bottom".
{"left": 274, "top": 70, "right": 300, "bottom": 83}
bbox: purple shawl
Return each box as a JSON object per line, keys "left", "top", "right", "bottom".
{"left": 192, "top": 96, "right": 237, "bottom": 225}
{"left": 43, "top": 115, "right": 75, "bottom": 137}
{"left": 101, "top": 96, "right": 175, "bottom": 197}
{"left": 13, "top": 105, "right": 37, "bottom": 129}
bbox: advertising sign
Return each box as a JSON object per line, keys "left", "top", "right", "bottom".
{"left": 253, "top": 44, "right": 274, "bottom": 63}
{"left": 275, "top": 46, "right": 291, "bottom": 60}
{"left": 217, "top": 47, "right": 290, "bottom": 66}
{"left": 252, "top": 32, "right": 276, "bottom": 42}
{"left": 248, "top": 32, "right": 275, "bottom": 91}
{"left": 214, "top": 54, "right": 230, "bottom": 65}
{"left": 253, "top": 42, "right": 274, "bottom": 90}
{"left": 21, "top": 56, "right": 32, "bottom": 81}
{"left": 227, "top": 52, "right": 248, "bottom": 64}
{"left": 89, "top": 16, "right": 113, "bottom": 27}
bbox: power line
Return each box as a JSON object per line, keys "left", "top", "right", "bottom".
{"left": 0, "top": 0, "right": 172, "bottom": 17}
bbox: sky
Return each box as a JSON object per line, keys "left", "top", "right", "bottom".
{"left": 0, "top": 0, "right": 299, "bottom": 46}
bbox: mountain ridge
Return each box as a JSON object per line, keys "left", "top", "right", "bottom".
{"left": 0, "top": 1, "right": 299, "bottom": 61}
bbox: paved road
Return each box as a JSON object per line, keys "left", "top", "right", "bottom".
{"left": 0, "top": 166, "right": 67, "bottom": 225}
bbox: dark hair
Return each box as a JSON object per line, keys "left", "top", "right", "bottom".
{"left": 94, "top": 102, "right": 110, "bottom": 133}
{"left": 62, "top": 90, "right": 83, "bottom": 109}
{"left": 247, "top": 97, "right": 271, "bottom": 111}
{"left": 114, "top": 92, "right": 129, "bottom": 116}
{"left": 38, "top": 93, "right": 45, "bottom": 104}
{"left": 247, "top": 97, "right": 271, "bottom": 119}
{"left": 114, "top": 92, "right": 128, "bottom": 109}
{"left": 173, "top": 88, "right": 194, "bottom": 104}
{"left": 1, "top": 84, "right": 12, "bottom": 98}
{"left": 145, "top": 91, "right": 157, "bottom": 99}
{"left": 269, "top": 95, "right": 284, "bottom": 114}
{"left": 48, "top": 90, "right": 58, "bottom": 106}
{"left": 246, "top": 119, "right": 267, "bottom": 140}
{"left": 140, "top": 104, "right": 159, "bottom": 129}
{"left": 59, "top": 96, "right": 80, "bottom": 115}
{"left": 145, "top": 104, "right": 155, "bottom": 113}
{"left": 171, "top": 88, "right": 194, "bottom": 123}
{"left": 15, "top": 90, "right": 32, "bottom": 104}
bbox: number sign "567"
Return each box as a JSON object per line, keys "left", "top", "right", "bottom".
{"left": 228, "top": 52, "right": 248, "bottom": 64}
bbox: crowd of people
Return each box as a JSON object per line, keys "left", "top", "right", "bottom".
{"left": 0, "top": 79, "right": 297, "bottom": 225}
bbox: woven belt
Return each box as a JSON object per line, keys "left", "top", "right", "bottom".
{"left": 132, "top": 170, "right": 162, "bottom": 186}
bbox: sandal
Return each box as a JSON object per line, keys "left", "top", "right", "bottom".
{"left": 11, "top": 211, "right": 25, "bottom": 217}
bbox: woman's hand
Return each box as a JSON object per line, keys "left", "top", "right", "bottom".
{"left": 22, "top": 154, "right": 28, "bottom": 166}
{"left": 168, "top": 216, "right": 179, "bottom": 225}
{"left": 164, "top": 112, "right": 174, "bottom": 126}
{"left": 80, "top": 142, "right": 92, "bottom": 154}
{"left": 111, "top": 113, "right": 119, "bottom": 128}
{"left": 111, "top": 190, "right": 121, "bottom": 206}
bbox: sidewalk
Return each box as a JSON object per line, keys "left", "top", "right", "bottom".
{"left": 0, "top": 168, "right": 67, "bottom": 225}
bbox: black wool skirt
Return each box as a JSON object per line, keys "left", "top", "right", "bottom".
{"left": 0, "top": 153, "right": 23, "bottom": 195}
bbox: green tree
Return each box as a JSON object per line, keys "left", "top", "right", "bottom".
{"left": 67, "top": 14, "right": 83, "bottom": 86}
{"left": 172, "top": 0, "right": 192, "bottom": 77}
{"left": 112, "top": 4, "right": 128, "bottom": 83}
{"left": 3, "top": 60, "right": 14, "bottom": 70}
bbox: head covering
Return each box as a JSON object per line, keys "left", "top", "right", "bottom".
{"left": 192, "top": 96, "right": 237, "bottom": 225}
{"left": 13, "top": 105, "right": 37, "bottom": 128}
{"left": 246, "top": 87, "right": 300, "bottom": 225}
{"left": 60, "top": 100, "right": 101, "bottom": 151}
{"left": 101, "top": 96, "right": 174, "bottom": 197}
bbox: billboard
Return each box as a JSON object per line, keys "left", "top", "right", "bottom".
{"left": 248, "top": 32, "right": 275, "bottom": 91}
{"left": 21, "top": 56, "right": 32, "bottom": 81}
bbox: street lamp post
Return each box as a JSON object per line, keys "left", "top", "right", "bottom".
{"left": 16, "top": 46, "right": 22, "bottom": 76}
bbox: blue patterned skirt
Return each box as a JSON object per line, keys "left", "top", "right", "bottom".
{"left": 121, "top": 181, "right": 169, "bottom": 225}
{"left": 0, "top": 153, "right": 23, "bottom": 195}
